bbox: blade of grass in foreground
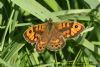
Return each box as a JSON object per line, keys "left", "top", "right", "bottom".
{"left": 11, "top": 0, "right": 60, "bottom": 21}
{"left": 44, "top": 0, "right": 62, "bottom": 11}
{"left": 25, "top": 47, "right": 40, "bottom": 65}
{"left": 0, "top": 10, "right": 15, "bottom": 51}
{"left": 84, "top": 48, "right": 98, "bottom": 65}
{"left": 82, "top": 39, "right": 95, "bottom": 53}
{"left": 8, "top": 10, "right": 19, "bottom": 44}
{"left": 3, "top": 42, "right": 25, "bottom": 62}
{"left": 0, "top": 58, "right": 11, "bottom": 67}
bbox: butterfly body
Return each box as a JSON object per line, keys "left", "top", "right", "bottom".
{"left": 23, "top": 19, "right": 85, "bottom": 53}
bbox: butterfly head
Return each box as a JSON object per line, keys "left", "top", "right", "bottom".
{"left": 47, "top": 18, "right": 54, "bottom": 31}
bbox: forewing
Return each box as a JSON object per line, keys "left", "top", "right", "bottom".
{"left": 23, "top": 23, "right": 48, "bottom": 44}
{"left": 23, "top": 23, "right": 49, "bottom": 53}
{"left": 56, "top": 21, "right": 85, "bottom": 38}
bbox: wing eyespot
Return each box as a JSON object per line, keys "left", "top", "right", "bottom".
{"left": 75, "top": 25, "right": 78, "bottom": 28}
{"left": 38, "top": 45, "right": 44, "bottom": 50}
{"left": 55, "top": 45, "right": 58, "bottom": 47}
{"left": 29, "top": 30, "right": 32, "bottom": 33}
{"left": 72, "top": 24, "right": 79, "bottom": 29}
{"left": 39, "top": 46, "right": 42, "bottom": 49}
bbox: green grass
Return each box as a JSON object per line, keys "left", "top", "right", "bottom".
{"left": 0, "top": 0, "right": 100, "bottom": 67}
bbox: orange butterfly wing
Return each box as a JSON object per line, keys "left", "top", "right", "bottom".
{"left": 23, "top": 23, "right": 48, "bottom": 53}
{"left": 56, "top": 21, "right": 85, "bottom": 38}
{"left": 47, "top": 21, "right": 85, "bottom": 51}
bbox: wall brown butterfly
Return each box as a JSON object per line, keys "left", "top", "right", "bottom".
{"left": 23, "top": 19, "right": 85, "bottom": 53}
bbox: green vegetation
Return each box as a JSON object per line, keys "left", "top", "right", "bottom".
{"left": 0, "top": 0, "right": 100, "bottom": 67}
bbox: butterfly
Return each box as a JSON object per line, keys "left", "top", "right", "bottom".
{"left": 23, "top": 18, "right": 85, "bottom": 53}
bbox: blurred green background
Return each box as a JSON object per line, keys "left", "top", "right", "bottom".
{"left": 0, "top": 0, "right": 100, "bottom": 67}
